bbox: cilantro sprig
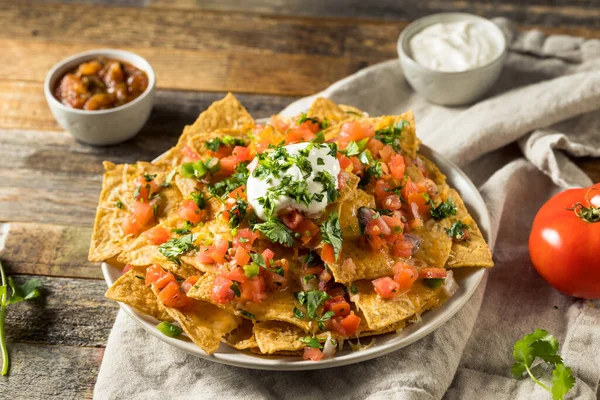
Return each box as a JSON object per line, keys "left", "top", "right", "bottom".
{"left": 429, "top": 199, "right": 457, "bottom": 221}
{"left": 158, "top": 233, "right": 199, "bottom": 265}
{"left": 253, "top": 218, "right": 296, "bottom": 247}
{"left": 512, "top": 329, "right": 575, "bottom": 400}
{"left": 1, "top": 260, "right": 42, "bottom": 375}
{"left": 445, "top": 221, "right": 468, "bottom": 241}
{"left": 374, "top": 120, "right": 408, "bottom": 152}
{"left": 205, "top": 136, "right": 246, "bottom": 152}
{"left": 320, "top": 212, "right": 343, "bottom": 262}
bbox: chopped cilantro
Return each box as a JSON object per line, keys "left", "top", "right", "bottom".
{"left": 293, "top": 307, "right": 305, "bottom": 319}
{"left": 317, "top": 157, "right": 325, "bottom": 166}
{"left": 341, "top": 141, "right": 360, "bottom": 157}
{"left": 253, "top": 218, "right": 296, "bottom": 247}
{"left": 429, "top": 199, "right": 457, "bottom": 221}
{"left": 208, "top": 165, "right": 249, "bottom": 199}
{"left": 161, "top": 167, "right": 177, "bottom": 187}
{"left": 206, "top": 136, "right": 245, "bottom": 152}
{"left": 158, "top": 233, "right": 198, "bottom": 265}
{"left": 250, "top": 253, "right": 266, "bottom": 268}
{"left": 313, "top": 170, "right": 339, "bottom": 203}
{"left": 303, "top": 274, "right": 318, "bottom": 284}
{"left": 116, "top": 199, "right": 123, "bottom": 209}
{"left": 240, "top": 310, "right": 256, "bottom": 319}
{"left": 295, "top": 290, "right": 330, "bottom": 321}
{"left": 317, "top": 310, "right": 335, "bottom": 330}
{"left": 190, "top": 191, "right": 206, "bottom": 209}
{"left": 230, "top": 282, "right": 241, "bottom": 297}
{"left": 229, "top": 198, "right": 248, "bottom": 229}
{"left": 445, "top": 221, "right": 469, "bottom": 241}
{"left": 143, "top": 174, "right": 157, "bottom": 182}
{"left": 172, "top": 221, "right": 193, "bottom": 234}
{"left": 320, "top": 212, "right": 343, "bottom": 261}
{"left": 299, "top": 336, "right": 323, "bottom": 349}
{"left": 350, "top": 284, "right": 358, "bottom": 295}
{"left": 374, "top": 120, "right": 408, "bottom": 152}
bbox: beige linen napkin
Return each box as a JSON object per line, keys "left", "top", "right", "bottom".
{"left": 94, "top": 19, "right": 600, "bottom": 399}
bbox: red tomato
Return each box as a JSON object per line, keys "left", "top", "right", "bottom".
{"left": 401, "top": 177, "right": 419, "bottom": 202}
{"left": 133, "top": 176, "right": 160, "bottom": 201}
{"left": 381, "top": 214, "right": 403, "bottom": 234}
{"left": 392, "top": 240, "right": 413, "bottom": 258}
{"left": 232, "top": 146, "right": 251, "bottom": 162}
{"left": 367, "top": 138, "right": 384, "bottom": 155}
{"left": 337, "top": 153, "right": 352, "bottom": 171}
{"left": 145, "top": 264, "right": 165, "bottom": 286}
{"left": 178, "top": 199, "right": 204, "bottom": 224}
{"left": 146, "top": 226, "right": 170, "bottom": 245}
{"left": 338, "top": 121, "right": 375, "bottom": 145}
{"left": 240, "top": 276, "right": 267, "bottom": 303}
{"left": 182, "top": 145, "right": 201, "bottom": 161}
{"left": 339, "top": 313, "right": 361, "bottom": 336}
{"left": 419, "top": 267, "right": 447, "bottom": 279}
{"left": 206, "top": 238, "right": 229, "bottom": 264}
{"left": 379, "top": 145, "right": 395, "bottom": 163}
{"left": 372, "top": 276, "right": 400, "bottom": 298}
{"left": 382, "top": 195, "right": 402, "bottom": 211}
{"left": 158, "top": 281, "right": 190, "bottom": 308}
{"left": 416, "top": 178, "right": 439, "bottom": 198}
{"left": 529, "top": 183, "right": 600, "bottom": 299}
{"left": 374, "top": 180, "right": 392, "bottom": 200}
{"left": 228, "top": 186, "right": 247, "bottom": 201}
{"left": 393, "top": 262, "right": 418, "bottom": 291}
{"left": 285, "top": 125, "right": 316, "bottom": 144}
{"left": 262, "top": 248, "right": 275, "bottom": 264}
{"left": 233, "top": 247, "right": 251, "bottom": 267}
{"left": 281, "top": 210, "right": 304, "bottom": 230}
{"left": 349, "top": 156, "right": 364, "bottom": 176}
{"left": 181, "top": 276, "right": 199, "bottom": 294}
{"left": 211, "top": 275, "right": 236, "bottom": 304}
{"left": 324, "top": 297, "right": 351, "bottom": 318}
{"left": 233, "top": 228, "right": 258, "bottom": 251}
{"left": 407, "top": 192, "right": 430, "bottom": 216}
{"left": 154, "top": 271, "right": 176, "bottom": 290}
{"left": 219, "top": 156, "right": 237, "bottom": 175}
{"left": 389, "top": 154, "right": 406, "bottom": 182}
{"left": 123, "top": 200, "right": 156, "bottom": 236}
{"left": 197, "top": 247, "right": 215, "bottom": 264}
{"left": 303, "top": 347, "right": 324, "bottom": 361}
{"left": 294, "top": 219, "right": 320, "bottom": 245}
{"left": 226, "top": 266, "right": 247, "bottom": 283}
{"left": 321, "top": 243, "right": 336, "bottom": 265}
{"left": 367, "top": 234, "right": 386, "bottom": 250}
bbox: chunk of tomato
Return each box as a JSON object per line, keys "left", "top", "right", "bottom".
{"left": 145, "top": 264, "right": 165, "bottom": 286}
{"left": 219, "top": 156, "right": 238, "bottom": 175}
{"left": 211, "top": 275, "right": 236, "bottom": 304}
{"left": 233, "top": 228, "right": 257, "bottom": 251}
{"left": 294, "top": 219, "right": 320, "bottom": 245}
{"left": 419, "top": 267, "right": 447, "bottom": 279}
{"left": 393, "top": 262, "right": 418, "bottom": 291}
{"left": 159, "top": 281, "right": 190, "bottom": 308}
{"left": 339, "top": 313, "right": 361, "bottom": 336}
{"left": 321, "top": 243, "right": 336, "bottom": 265}
{"left": 392, "top": 240, "right": 414, "bottom": 258}
{"left": 324, "top": 297, "right": 351, "bottom": 318}
{"left": 389, "top": 154, "right": 406, "bottom": 182}
{"left": 181, "top": 276, "right": 200, "bottom": 294}
{"left": 178, "top": 199, "right": 204, "bottom": 224}
{"left": 372, "top": 276, "right": 400, "bottom": 299}
{"left": 146, "top": 226, "right": 171, "bottom": 245}
{"left": 182, "top": 145, "right": 201, "bottom": 161}
{"left": 281, "top": 210, "right": 304, "bottom": 230}
{"left": 233, "top": 247, "right": 251, "bottom": 267}
{"left": 232, "top": 146, "right": 251, "bottom": 162}
{"left": 303, "top": 347, "right": 324, "bottom": 361}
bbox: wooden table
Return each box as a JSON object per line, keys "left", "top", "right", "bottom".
{"left": 0, "top": 1, "right": 598, "bottom": 398}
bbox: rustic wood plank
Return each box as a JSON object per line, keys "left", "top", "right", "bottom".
{"left": 0, "top": 342, "right": 101, "bottom": 399}
{"left": 0, "top": 223, "right": 99, "bottom": 279}
{"left": 3, "top": 275, "right": 117, "bottom": 345}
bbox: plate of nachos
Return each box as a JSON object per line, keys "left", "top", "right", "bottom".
{"left": 91, "top": 94, "right": 494, "bottom": 370}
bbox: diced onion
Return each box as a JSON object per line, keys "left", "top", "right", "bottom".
{"left": 442, "top": 270, "right": 458, "bottom": 297}
{"left": 322, "top": 333, "right": 337, "bottom": 358}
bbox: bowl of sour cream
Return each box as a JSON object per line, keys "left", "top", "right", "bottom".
{"left": 398, "top": 13, "right": 507, "bottom": 106}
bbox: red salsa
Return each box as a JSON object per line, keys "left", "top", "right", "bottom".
{"left": 54, "top": 57, "right": 149, "bottom": 110}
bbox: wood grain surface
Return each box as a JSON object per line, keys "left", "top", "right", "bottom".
{"left": 0, "top": 0, "right": 598, "bottom": 398}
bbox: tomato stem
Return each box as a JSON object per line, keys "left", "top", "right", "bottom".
{"left": 568, "top": 202, "right": 600, "bottom": 223}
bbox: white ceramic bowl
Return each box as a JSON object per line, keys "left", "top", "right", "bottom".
{"left": 101, "top": 143, "right": 492, "bottom": 370}
{"left": 398, "top": 13, "right": 507, "bottom": 106}
{"left": 44, "top": 49, "right": 156, "bottom": 146}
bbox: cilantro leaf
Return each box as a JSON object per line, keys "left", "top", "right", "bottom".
{"left": 293, "top": 307, "right": 305, "bottom": 319}
{"left": 116, "top": 199, "right": 123, "bottom": 209}
{"left": 7, "top": 277, "right": 41, "bottom": 305}
{"left": 158, "top": 233, "right": 199, "bottom": 265}
{"left": 313, "top": 171, "right": 339, "bottom": 203}
{"left": 250, "top": 253, "right": 266, "bottom": 268}
{"left": 317, "top": 310, "right": 335, "bottom": 330}
{"left": 445, "top": 221, "right": 469, "bottom": 241}
{"left": 374, "top": 120, "right": 408, "bottom": 152}
{"left": 228, "top": 198, "right": 248, "bottom": 229}
{"left": 342, "top": 141, "right": 360, "bottom": 157}
{"left": 239, "top": 310, "right": 256, "bottom": 319}
{"left": 253, "top": 218, "right": 296, "bottom": 247}
{"left": 320, "top": 211, "right": 343, "bottom": 261}
{"left": 172, "top": 221, "right": 193, "bottom": 235}
{"left": 552, "top": 363, "right": 575, "bottom": 400}
{"left": 429, "top": 199, "right": 457, "bottom": 221}
{"left": 144, "top": 174, "right": 157, "bottom": 182}
{"left": 230, "top": 282, "right": 241, "bottom": 297}
{"left": 305, "top": 290, "right": 330, "bottom": 319}
{"left": 161, "top": 167, "right": 177, "bottom": 187}
{"left": 299, "top": 336, "right": 323, "bottom": 349}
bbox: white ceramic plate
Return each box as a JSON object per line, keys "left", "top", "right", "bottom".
{"left": 102, "top": 144, "right": 492, "bottom": 371}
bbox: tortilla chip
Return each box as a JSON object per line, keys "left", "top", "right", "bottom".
{"left": 349, "top": 280, "right": 446, "bottom": 331}
{"left": 339, "top": 104, "right": 366, "bottom": 118}
{"left": 177, "top": 93, "right": 254, "bottom": 147}
{"left": 307, "top": 97, "right": 354, "bottom": 125}
{"left": 338, "top": 189, "right": 375, "bottom": 240}
{"left": 326, "top": 239, "right": 395, "bottom": 284}
{"left": 412, "top": 217, "right": 453, "bottom": 268}
{"left": 186, "top": 273, "right": 311, "bottom": 332}
{"left": 225, "top": 319, "right": 258, "bottom": 350}
{"left": 418, "top": 155, "right": 447, "bottom": 186}
{"left": 105, "top": 268, "right": 173, "bottom": 321}
{"left": 445, "top": 189, "right": 494, "bottom": 268}
{"left": 253, "top": 321, "right": 307, "bottom": 354}
{"left": 368, "top": 111, "right": 419, "bottom": 159}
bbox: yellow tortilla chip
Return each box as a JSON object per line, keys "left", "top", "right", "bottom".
{"left": 418, "top": 154, "right": 447, "bottom": 186}
{"left": 253, "top": 321, "right": 307, "bottom": 354}
{"left": 177, "top": 93, "right": 254, "bottom": 147}
{"left": 105, "top": 268, "right": 173, "bottom": 322}
{"left": 368, "top": 111, "right": 419, "bottom": 159}
{"left": 186, "top": 273, "right": 311, "bottom": 332}
{"left": 225, "top": 319, "right": 258, "bottom": 350}
{"left": 326, "top": 239, "right": 395, "bottom": 284}
{"left": 338, "top": 189, "right": 375, "bottom": 240}
{"left": 307, "top": 97, "right": 354, "bottom": 125}
{"left": 412, "top": 217, "right": 453, "bottom": 268}
{"left": 349, "top": 280, "right": 446, "bottom": 331}
{"left": 339, "top": 104, "right": 366, "bottom": 118}
{"left": 445, "top": 189, "right": 494, "bottom": 268}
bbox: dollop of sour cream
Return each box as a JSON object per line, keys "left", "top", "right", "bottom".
{"left": 409, "top": 21, "right": 501, "bottom": 72}
{"left": 247, "top": 142, "right": 340, "bottom": 221}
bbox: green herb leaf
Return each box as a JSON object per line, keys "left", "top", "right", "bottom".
{"left": 374, "top": 120, "right": 408, "bottom": 152}
{"left": 293, "top": 307, "right": 305, "bottom": 319}
{"left": 243, "top": 263, "right": 260, "bottom": 278}
{"left": 144, "top": 174, "right": 157, "bottom": 182}
{"left": 250, "top": 253, "right": 266, "bottom": 268}
{"left": 304, "top": 290, "right": 330, "bottom": 319}
{"left": 158, "top": 233, "right": 199, "bottom": 265}
{"left": 551, "top": 363, "right": 575, "bottom": 400}
{"left": 230, "top": 282, "right": 241, "bottom": 297}
{"left": 429, "top": 199, "right": 457, "bottom": 221}
{"left": 313, "top": 171, "right": 339, "bottom": 203}
{"left": 116, "top": 199, "right": 123, "bottom": 209}
{"left": 342, "top": 141, "right": 360, "bottom": 157}
{"left": 423, "top": 278, "right": 445, "bottom": 289}
{"left": 240, "top": 310, "right": 256, "bottom": 320}
{"left": 299, "top": 336, "right": 323, "bottom": 349}
{"left": 253, "top": 218, "right": 296, "bottom": 247}
{"left": 320, "top": 212, "right": 343, "bottom": 261}
{"left": 317, "top": 310, "right": 335, "bottom": 330}
{"left": 172, "top": 221, "right": 193, "bottom": 235}
{"left": 6, "top": 278, "right": 41, "bottom": 305}
{"left": 156, "top": 321, "right": 183, "bottom": 337}
{"left": 161, "top": 167, "right": 177, "bottom": 187}
{"left": 445, "top": 221, "right": 468, "bottom": 241}
{"left": 303, "top": 274, "right": 318, "bottom": 284}
{"left": 350, "top": 284, "right": 358, "bottom": 295}
{"left": 190, "top": 191, "right": 206, "bottom": 210}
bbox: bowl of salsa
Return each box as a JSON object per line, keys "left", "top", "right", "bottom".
{"left": 44, "top": 49, "right": 156, "bottom": 145}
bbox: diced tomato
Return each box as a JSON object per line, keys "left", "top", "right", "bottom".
{"left": 158, "top": 281, "right": 190, "bottom": 308}
{"left": 365, "top": 216, "right": 391, "bottom": 237}
{"left": 392, "top": 240, "right": 414, "bottom": 258}
{"left": 232, "top": 146, "right": 251, "bottom": 162}
{"left": 338, "top": 121, "right": 375, "bottom": 146}
{"left": 339, "top": 313, "right": 361, "bottom": 336}
{"left": 181, "top": 276, "right": 199, "bottom": 294}
{"left": 407, "top": 217, "right": 423, "bottom": 230}
{"left": 146, "top": 226, "right": 171, "bottom": 245}
{"left": 133, "top": 176, "right": 160, "bottom": 201}
{"left": 122, "top": 264, "right": 133, "bottom": 275}
{"left": 337, "top": 153, "right": 352, "bottom": 171}
{"left": 372, "top": 276, "right": 400, "bottom": 299}
{"left": 145, "top": 264, "right": 165, "bottom": 286}
{"left": 414, "top": 156, "right": 428, "bottom": 177}
{"left": 419, "top": 267, "right": 447, "bottom": 279}
{"left": 378, "top": 146, "right": 394, "bottom": 163}
{"left": 178, "top": 199, "right": 204, "bottom": 224}
{"left": 416, "top": 178, "right": 439, "bottom": 198}
{"left": 154, "top": 271, "right": 176, "bottom": 290}
{"left": 382, "top": 194, "right": 402, "bottom": 211}
{"left": 182, "top": 145, "right": 201, "bottom": 161}
{"left": 325, "top": 297, "right": 350, "bottom": 318}
{"left": 122, "top": 214, "right": 143, "bottom": 236}
{"left": 211, "top": 275, "right": 236, "bottom": 304}
{"left": 233, "top": 247, "right": 251, "bottom": 267}
{"left": 294, "top": 219, "right": 320, "bottom": 245}
{"left": 197, "top": 246, "right": 215, "bottom": 263}
{"left": 321, "top": 243, "right": 336, "bottom": 265}
{"left": 407, "top": 192, "right": 430, "bottom": 217}
{"left": 374, "top": 180, "right": 392, "bottom": 200}
{"left": 281, "top": 210, "right": 304, "bottom": 230}
{"left": 262, "top": 248, "right": 275, "bottom": 264}
{"left": 303, "top": 347, "right": 324, "bottom": 361}
{"left": 240, "top": 276, "right": 267, "bottom": 303}
{"left": 393, "top": 262, "right": 418, "bottom": 291}
{"left": 389, "top": 154, "right": 406, "bottom": 182}
{"left": 367, "top": 138, "right": 384, "bottom": 155}
{"left": 219, "top": 156, "right": 237, "bottom": 175}
{"left": 349, "top": 156, "right": 364, "bottom": 175}
{"left": 401, "top": 178, "right": 419, "bottom": 202}
{"left": 226, "top": 266, "right": 247, "bottom": 283}
{"left": 367, "top": 234, "right": 386, "bottom": 250}
{"left": 206, "top": 238, "right": 229, "bottom": 264}
{"left": 233, "top": 228, "right": 258, "bottom": 251}
{"left": 381, "top": 214, "right": 403, "bottom": 234}
{"left": 301, "top": 120, "right": 321, "bottom": 133}
{"left": 126, "top": 200, "right": 155, "bottom": 233}
{"left": 285, "top": 125, "right": 316, "bottom": 144}
{"left": 228, "top": 186, "right": 247, "bottom": 201}
{"left": 270, "top": 115, "right": 290, "bottom": 133}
